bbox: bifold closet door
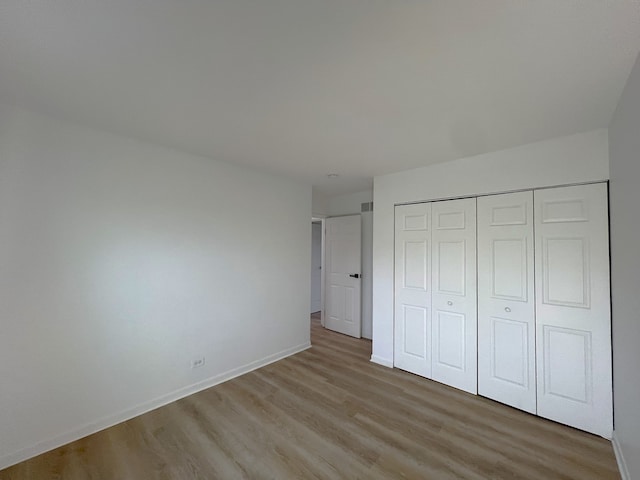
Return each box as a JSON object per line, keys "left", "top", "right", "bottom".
{"left": 394, "top": 203, "right": 432, "bottom": 378}
{"left": 478, "top": 191, "right": 536, "bottom": 413}
{"left": 431, "top": 198, "right": 477, "bottom": 394}
{"left": 535, "top": 183, "right": 612, "bottom": 438}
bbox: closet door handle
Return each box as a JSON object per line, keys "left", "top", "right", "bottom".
{"left": 505, "top": 307, "right": 511, "bottom": 313}
{"left": 447, "top": 301, "right": 453, "bottom": 306}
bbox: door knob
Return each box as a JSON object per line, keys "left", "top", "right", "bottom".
{"left": 349, "top": 273, "right": 360, "bottom": 279}
{"left": 447, "top": 301, "right": 453, "bottom": 306}
{"left": 505, "top": 307, "right": 511, "bottom": 313}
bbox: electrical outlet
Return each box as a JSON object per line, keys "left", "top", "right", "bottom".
{"left": 191, "top": 356, "right": 205, "bottom": 369}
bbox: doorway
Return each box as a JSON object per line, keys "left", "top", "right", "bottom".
{"left": 310, "top": 220, "right": 322, "bottom": 314}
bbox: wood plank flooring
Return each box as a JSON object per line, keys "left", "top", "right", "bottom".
{"left": 1, "top": 314, "right": 620, "bottom": 479}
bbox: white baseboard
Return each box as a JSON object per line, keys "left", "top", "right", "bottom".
{"left": 0, "top": 342, "right": 311, "bottom": 471}
{"left": 370, "top": 355, "right": 394, "bottom": 368}
{"left": 612, "top": 431, "right": 630, "bottom": 480}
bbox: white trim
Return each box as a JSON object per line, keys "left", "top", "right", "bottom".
{"left": 0, "top": 342, "right": 311, "bottom": 471}
{"left": 612, "top": 431, "right": 630, "bottom": 480}
{"left": 320, "top": 217, "right": 326, "bottom": 327}
{"left": 394, "top": 180, "right": 609, "bottom": 207}
{"left": 370, "top": 355, "right": 394, "bottom": 368}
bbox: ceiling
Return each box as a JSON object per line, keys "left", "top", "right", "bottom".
{"left": 0, "top": 1, "right": 639, "bottom": 196}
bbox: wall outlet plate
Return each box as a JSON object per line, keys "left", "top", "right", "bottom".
{"left": 191, "top": 356, "right": 205, "bottom": 369}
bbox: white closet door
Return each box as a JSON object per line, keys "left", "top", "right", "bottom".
{"left": 431, "top": 198, "right": 477, "bottom": 394}
{"left": 535, "top": 183, "right": 612, "bottom": 438}
{"left": 394, "top": 203, "right": 432, "bottom": 378}
{"left": 478, "top": 191, "right": 536, "bottom": 413}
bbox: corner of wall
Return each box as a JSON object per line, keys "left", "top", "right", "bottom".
{"left": 612, "top": 431, "right": 631, "bottom": 480}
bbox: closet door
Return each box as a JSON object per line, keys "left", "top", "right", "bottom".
{"left": 394, "top": 203, "right": 432, "bottom": 378}
{"left": 535, "top": 183, "right": 612, "bottom": 438}
{"left": 478, "top": 191, "right": 536, "bottom": 413}
{"left": 431, "top": 198, "right": 477, "bottom": 394}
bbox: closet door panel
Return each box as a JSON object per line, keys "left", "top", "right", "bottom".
{"left": 394, "top": 203, "right": 432, "bottom": 378}
{"left": 431, "top": 198, "right": 477, "bottom": 394}
{"left": 535, "top": 183, "right": 612, "bottom": 438}
{"left": 478, "top": 191, "right": 536, "bottom": 413}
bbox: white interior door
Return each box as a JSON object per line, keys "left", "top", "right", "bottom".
{"left": 324, "top": 215, "right": 362, "bottom": 338}
{"left": 431, "top": 198, "right": 477, "bottom": 394}
{"left": 534, "top": 183, "right": 612, "bottom": 438}
{"left": 394, "top": 203, "right": 432, "bottom": 377}
{"left": 478, "top": 191, "right": 536, "bottom": 413}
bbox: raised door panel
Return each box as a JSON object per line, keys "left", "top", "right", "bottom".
{"left": 327, "top": 285, "right": 344, "bottom": 325}
{"left": 542, "top": 326, "right": 592, "bottom": 404}
{"left": 431, "top": 198, "right": 477, "bottom": 394}
{"left": 434, "top": 311, "right": 466, "bottom": 370}
{"left": 436, "top": 240, "right": 466, "bottom": 296}
{"left": 491, "top": 238, "right": 528, "bottom": 302}
{"left": 403, "top": 240, "right": 429, "bottom": 291}
{"left": 478, "top": 191, "right": 536, "bottom": 414}
{"left": 394, "top": 203, "right": 432, "bottom": 377}
{"left": 535, "top": 183, "right": 612, "bottom": 438}
{"left": 542, "top": 237, "right": 590, "bottom": 308}
{"left": 401, "top": 305, "right": 429, "bottom": 359}
{"left": 491, "top": 317, "right": 529, "bottom": 387}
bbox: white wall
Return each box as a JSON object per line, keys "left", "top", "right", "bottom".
{"left": 312, "top": 190, "right": 329, "bottom": 217}
{"left": 372, "top": 129, "right": 609, "bottom": 367}
{"left": 325, "top": 190, "right": 372, "bottom": 217}
{"left": 609, "top": 52, "right": 640, "bottom": 480}
{"left": 360, "top": 212, "right": 373, "bottom": 340}
{"left": 0, "top": 106, "right": 312, "bottom": 469}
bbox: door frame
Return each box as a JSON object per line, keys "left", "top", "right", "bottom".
{"left": 315, "top": 214, "right": 367, "bottom": 333}
{"left": 391, "top": 180, "right": 612, "bottom": 435}
{"left": 312, "top": 216, "right": 326, "bottom": 327}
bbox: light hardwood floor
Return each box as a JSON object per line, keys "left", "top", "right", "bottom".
{"left": 1, "top": 313, "right": 620, "bottom": 479}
